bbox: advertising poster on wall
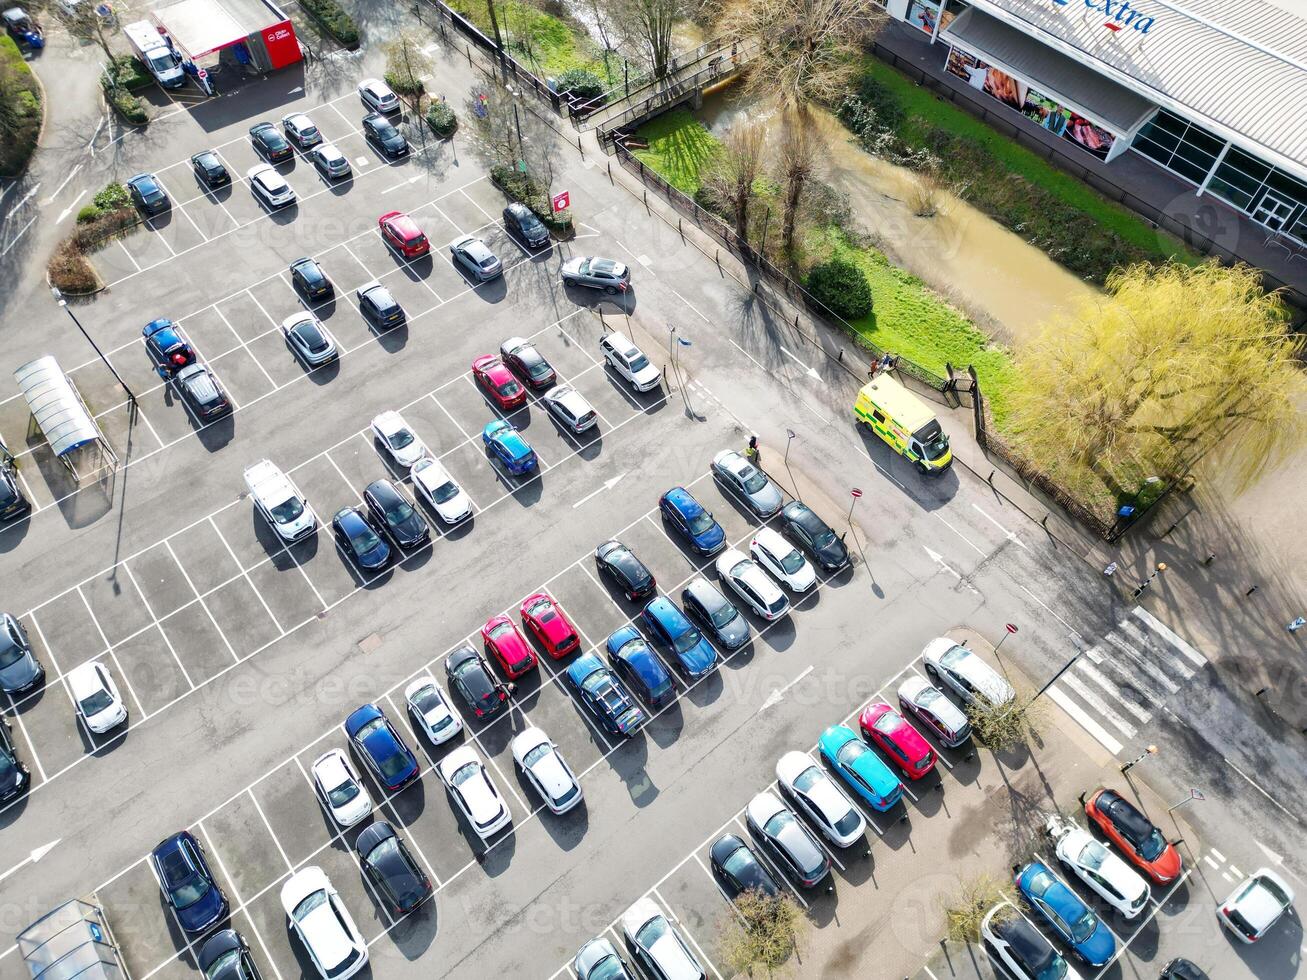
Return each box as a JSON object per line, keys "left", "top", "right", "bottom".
{"left": 945, "top": 47, "right": 1116, "bottom": 159}
{"left": 907, "top": 0, "right": 954, "bottom": 35}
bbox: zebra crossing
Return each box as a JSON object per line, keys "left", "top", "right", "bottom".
{"left": 1046, "top": 607, "right": 1207, "bottom": 755}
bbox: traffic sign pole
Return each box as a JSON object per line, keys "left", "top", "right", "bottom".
{"left": 846, "top": 487, "right": 862, "bottom": 526}
{"left": 994, "top": 622, "right": 1018, "bottom": 655}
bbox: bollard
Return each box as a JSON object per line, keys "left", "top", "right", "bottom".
{"left": 1203, "top": 553, "right": 1215, "bottom": 565}
{"left": 1246, "top": 585, "right": 1259, "bottom": 597}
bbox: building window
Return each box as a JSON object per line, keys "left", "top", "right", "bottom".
{"left": 1132, "top": 109, "right": 1222, "bottom": 186}
{"left": 1206, "top": 147, "right": 1307, "bottom": 242}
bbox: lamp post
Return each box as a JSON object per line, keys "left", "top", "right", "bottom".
{"left": 1120, "top": 744, "right": 1158, "bottom": 775}
{"left": 51, "top": 287, "right": 135, "bottom": 407}
{"left": 1030, "top": 642, "right": 1085, "bottom": 705}
{"left": 784, "top": 429, "right": 798, "bottom": 501}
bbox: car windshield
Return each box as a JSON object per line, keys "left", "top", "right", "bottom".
{"left": 350, "top": 521, "right": 383, "bottom": 553}
{"left": 636, "top": 917, "right": 668, "bottom": 947}
{"left": 792, "top": 767, "right": 821, "bottom": 792}
{"left": 523, "top": 743, "right": 552, "bottom": 768}
{"left": 489, "top": 623, "right": 514, "bottom": 642}
{"left": 527, "top": 359, "right": 552, "bottom": 379}
{"left": 833, "top": 809, "right": 862, "bottom": 836}
{"left": 1068, "top": 907, "right": 1099, "bottom": 945}
{"left": 687, "top": 510, "right": 715, "bottom": 534}
{"left": 581, "top": 670, "right": 611, "bottom": 696}
{"left": 938, "top": 645, "right": 969, "bottom": 669}
{"left": 872, "top": 712, "right": 901, "bottom": 735}
{"left": 740, "top": 467, "right": 767, "bottom": 493}
{"left": 382, "top": 496, "right": 414, "bottom": 524}
{"left": 628, "top": 353, "right": 650, "bottom": 373}
{"left": 432, "top": 480, "right": 460, "bottom": 504}
{"left": 673, "top": 627, "right": 704, "bottom": 655}
{"left": 270, "top": 497, "right": 304, "bottom": 524}
{"left": 709, "top": 600, "right": 737, "bottom": 629}
{"left": 779, "top": 549, "right": 804, "bottom": 574}
{"left": 292, "top": 890, "right": 326, "bottom": 922}
{"left": 450, "top": 761, "right": 479, "bottom": 787}
{"left": 327, "top": 776, "right": 359, "bottom": 807}
{"left": 203, "top": 950, "right": 239, "bottom": 980}
{"left": 1036, "top": 957, "right": 1068, "bottom": 980}
{"left": 387, "top": 428, "right": 415, "bottom": 449}
{"left": 411, "top": 685, "right": 441, "bottom": 713}
{"left": 1077, "top": 839, "right": 1109, "bottom": 871}
{"left": 170, "top": 874, "right": 209, "bottom": 909}
{"left": 1137, "top": 828, "right": 1167, "bottom": 862}
{"left": 812, "top": 526, "right": 838, "bottom": 549}
{"left": 497, "top": 380, "right": 521, "bottom": 396}
{"left": 79, "top": 690, "right": 113, "bottom": 715}
{"left": 147, "top": 52, "right": 173, "bottom": 72}
{"left": 0, "top": 643, "right": 25, "bottom": 669}
{"left": 527, "top": 599, "right": 553, "bottom": 618}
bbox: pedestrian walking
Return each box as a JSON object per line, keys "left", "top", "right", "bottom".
{"left": 1290, "top": 617, "right": 1306, "bottom": 633}
{"left": 1103, "top": 561, "right": 1118, "bottom": 577}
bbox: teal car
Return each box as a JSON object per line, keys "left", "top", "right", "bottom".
{"left": 482, "top": 419, "right": 537, "bottom": 476}
{"left": 819, "top": 725, "right": 903, "bottom": 812}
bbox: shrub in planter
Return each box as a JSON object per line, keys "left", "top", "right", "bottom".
{"left": 383, "top": 70, "right": 424, "bottom": 98}
{"left": 104, "top": 55, "right": 153, "bottom": 92}
{"left": 93, "top": 183, "right": 130, "bottom": 213}
{"left": 425, "top": 101, "right": 457, "bottom": 138}
{"left": 806, "top": 257, "right": 874, "bottom": 320}
{"left": 104, "top": 86, "right": 148, "bottom": 124}
{"left": 555, "top": 67, "right": 604, "bottom": 101}
{"left": 298, "top": 0, "right": 359, "bottom": 46}
{"left": 48, "top": 240, "right": 101, "bottom": 295}
{"left": 76, "top": 205, "right": 101, "bottom": 224}
{"left": 490, "top": 163, "right": 573, "bottom": 234}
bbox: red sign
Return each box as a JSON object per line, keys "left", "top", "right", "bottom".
{"left": 262, "top": 19, "right": 302, "bottom": 70}
{"left": 551, "top": 190, "right": 570, "bottom": 213}
{"left": 850, "top": 488, "right": 863, "bottom": 498}
{"left": 1005, "top": 623, "right": 1018, "bottom": 634}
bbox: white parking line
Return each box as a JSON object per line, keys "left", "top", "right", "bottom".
{"left": 117, "top": 239, "right": 142, "bottom": 271}
{"left": 121, "top": 562, "right": 196, "bottom": 689}
{"left": 246, "top": 787, "right": 294, "bottom": 873}
{"left": 75, "top": 585, "right": 146, "bottom": 716}
{"left": 163, "top": 540, "right": 239, "bottom": 663}
{"left": 207, "top": 516, "right": 286, "bottom": 635}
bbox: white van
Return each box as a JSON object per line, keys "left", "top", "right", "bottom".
{"left": 243, "top": 459, "right": 315, "bottom": 542}
{"left": 124, "top": 21, "right": 184, "bottom": 88}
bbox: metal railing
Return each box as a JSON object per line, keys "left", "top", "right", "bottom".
{"left": 569, "top": 35, "right": 741, "bottom": 125}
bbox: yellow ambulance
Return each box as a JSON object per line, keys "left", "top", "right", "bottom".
{"left": 853, "top": 374, "right": 952, "bottom": 474}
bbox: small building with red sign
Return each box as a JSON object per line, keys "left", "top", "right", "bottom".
{"left": 150, "top": 0, "right": 301, "bottom": 75}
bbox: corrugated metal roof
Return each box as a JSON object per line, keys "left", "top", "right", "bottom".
{"left": 969, "top": 0, "right": 1307, "bottom": 180}
{"left": 13, "top": 356, "right": 103, "bottom": 458}
{"left": 942, "top": 8, "right": 1157, "bottom": 133}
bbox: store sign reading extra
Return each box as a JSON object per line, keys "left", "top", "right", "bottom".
{"left": 1050, "top": 0, "right": 1156, "bottom": 33}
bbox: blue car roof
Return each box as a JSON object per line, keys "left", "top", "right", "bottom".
{"left": 344, "top": 703, "right": 383, "bottom": 736}
{"left": 1020, "top": 862, "right": 1090, "bottom": 924}
{"left": 664, "top": 487, "right": 701, "bottom": 517}
{"left": 498, "top": 430, "right": 531, "bottom": 458}
{"left": 822, "top": 725, "right": 900, "bottom": 795}
{"left": 143, "top": 318, "right": 178, "bottom": 339}
{"left": 567, "top": 652, "right": 603, "bottom": 685}
{"left": 607, "top": 627, "right": 669, "bottom": 684}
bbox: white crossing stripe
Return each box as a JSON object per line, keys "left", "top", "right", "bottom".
{"left": 1046, "top": 684, "right": 1124, "bottom": 754}
{"left": 1060, "top": 672, "right": 1139, "bottom": 739}
{"left": 1209, "top": 848, "right": 1226, "bottom": 862}
{"left": 1074, "top": 659, "right": 1153, "bottom": 723}
{"left": 1132, "top": 607, "right": 1208, "bottom": 667}
{"left": 1103, "top": 632, "right": 1183, "bottom": 692}
{"left": 1118, "top": 618, "right": 1198, "bottom": 680}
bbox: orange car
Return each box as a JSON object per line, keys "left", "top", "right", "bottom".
{"left": 1083, "top": 787, "right": 1182, "bottom": 884}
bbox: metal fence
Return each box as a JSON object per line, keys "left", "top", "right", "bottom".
{"left": 568, "top": 35, "right": 735, "bottom": 124}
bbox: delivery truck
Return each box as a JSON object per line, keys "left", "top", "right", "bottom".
{"left": 124, "top": 21, "right": 184, "bottom": 88}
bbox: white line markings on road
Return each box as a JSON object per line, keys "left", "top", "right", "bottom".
{"left": 572, "top": 471, "right": 625, "bottom": 508}
{"left": 41, "top": 165, "right": 82, "bottom": 206}
{"left": 56, "top": 189, "right": 88, "bottom": 224}
{"left": 778, "top": 344, "right": 820, "bottom": 380}
{"left": 0, "top": 215, "right": 36, "bottom": 256}
{"left": 1044, "top": 685, "right": 1124, "bottom": 755}
{"left": 0, "top": 839, "right": 60, "bottom": 884}
{"left": 970, "top": 503, "right": 1028, "bottom": 551}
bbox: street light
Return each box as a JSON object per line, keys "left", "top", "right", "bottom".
{"left": 784, "top": 428, "right": 798, "bottom": 501}
{"left": 50, "top": 286, "right": 135, "bottom": 407}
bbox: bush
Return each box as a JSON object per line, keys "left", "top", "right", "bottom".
{"left": 103, "top": 55, "right": 153, "bottom": 92}
{"left": 942, "top": 873, "right": 1018, "bottom": 944}
{"left": 93, "top": 183, "right": 129, "bottom": 213}
{"left": 490, "top": 163, "right": 572, "bottom": 233}
{"left": 76, "top": 205, "right": 101, "bottom": 224}
{"left": 806, "top": 257, "right": 874, "bottom": 320}
{"left": 0, "top": 35, "right": 43, "bottom": 177}
{"left": 425, "top": 100, "right": 457, "bottom": 138}
{"left": 965, "top": 691, "right": 1044, "bottom": 752}
{"left": 555, "top": 67, "right": 604, "bottom": 100}
{"left": 298, "top": 0, "right": 359, "bottom": 46}
{"left": 383, "top": 70, "right": 423, "bottom": 98}
{"left": 48, "top": 240, "right": 101, "bottom": 294}
{"left": 103, "top": 85, "right": 148, "bottom": 124}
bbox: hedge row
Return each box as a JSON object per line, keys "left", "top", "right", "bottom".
{"left": 0, "top": 35, "right": 42, "bottom": 178}
{"left": 104, "top": 55, "right": 153, "bottom": 92}
{"left": 298, "top": 0, "right": 359, "bottom": 47}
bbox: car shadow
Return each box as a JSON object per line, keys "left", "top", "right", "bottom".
{"left": 305, "top": 356, "right": 342, "bottom": 386}
{"left": 192, "top": 412, "right": 234, "bottom": 451}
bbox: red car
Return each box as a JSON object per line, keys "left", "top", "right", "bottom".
{"left": 481, "top": 615, "right": 537, "bottom": 679}
{"left": 1083, "top": 787, "right": 1182, "bottom": 884}
{"left": 859, "top": 702, "right": 936, "bottom": 780}
{"left": 472, "top": 355, "right": 527, "bottom": 410}
{"left": 520, "top": 592, "right": 581, "bottom": 659}
{"left": 379, "top": 211, "right": 429, "bottom": 257}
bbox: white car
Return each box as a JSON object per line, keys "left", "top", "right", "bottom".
{"left": 922, "top": 637, "right": 1015, "bottom": 708}
{"left": 775, "top": 750, "right": 865, "bottom": 848}
{"left": 243, "top": 459, "right": 315, "bottom": 542}
{"left": 715, "top": 548, "right": 789, "bottom": 621}
{"left": 1219, "top": 868, "right": 1294, "bottom": 943}
{"left": 410, "top": 456, "right": 472, "bottom": 524}
{"left": 358, "top": 77, "right": 401, "bottom": 114}
{"left": 310, "top": 749, "right": 373, "bottom": 828}
{"left": 599, "top": 331, "right": 661, "bottom": 392}
{"left": 280, "top": 867, "right": 368, "bottom": 980}
{"left": 67, "top": 660, "right": 127, "bottom": 734}
{"left": 437, "top": 745, "right": 511, "bottom": 841}
{"left": 370, "top": 411, "right": 427, "bottom": 468}
{"left": 1046, "top": 815, "right": 1148, "bottom": 919}
{"left": 510, "top": 727, "right": 581, "bottom": 815}
{"left": 404, "top": 674, "right": 462, "bottom": 745}
{"left": 981, "top": 902, "right": 1080, "bottom": 980}
{"left": 620, "top": 898, "right": 705, "bottom": 980}
{"left": 750, "top": 527, "right": 816, "bottom": 593}
{"left": 247, "top": 164, "right": 295, "bottom": 209}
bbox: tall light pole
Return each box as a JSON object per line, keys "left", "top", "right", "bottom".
{"left": 51, "top": 287, "right": 135, "bottom": 407}
{"left": 784, "top": 429, "right": 798, "bottom": 501}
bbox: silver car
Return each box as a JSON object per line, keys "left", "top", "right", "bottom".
{"left": 311, "top": 143, "right": 351, "bottom": 180}
{"left": 281, "top": 312, "right": 338, "bottom": 366}
{"left": 543, "top": 385, "right": 597, "bottom": 434}
{"left": 449, "top": 236, "right": 502, "bottom": 281}
{"left": 921, "top": 637, "right": 1015, "bottom": 708}
{"left": 711, "top": 449, "right": 783, "bottom": 518}
{"left": 561, "top": 256, "right": 630, "bottom": 294}
{"left": 358, "top": 77, "right": 400, "bottom": 113}
{"left": 0, "top": 613, "right": 41, "bottom": 693}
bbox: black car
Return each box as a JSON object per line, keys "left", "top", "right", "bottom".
{"left": 594, "top": 540, "right": 656, "bottom": 602}
{"left": 331, "top": 506, "right": 391, "bottom": 571}
{"left": 681, "top": 578, "right": 749, "bottom": 651}
{"left": 445, "top": 645, "right": 510, "bottom": 720}
{"left": 150, "top": 831, "right": 228, "bottom": 933}
{"left": 362, "top": 113, "right": 409, "bottom": 158}
{"left": 198, "top": 930, "right": 264, "bottom": 980}
{"left": 363, "top": 479, "right": 429, "bottom": 549}
{"left": 356, "top": 822, "right": 431, "bottom": 914}
{"left": 779, "top": 501, "right": 849, "bottom": 572}
{"left": 500, "top": 337, "right": 555, "bottom": 389}
{"left": 174, "top": 363, "right": 232, "bottom": 421}
{"left": 502, "top": 201, "right": 549, "bottom": 248}
{"left": 1159, "top": 960, "right": 1208, "bottom": 980}
{"left": 127, "top": 173, "right": 170, "bottom": 215}
{"left": 710, "top": 834, "right": 780, "bottom": 898}
{"left": 0, "top": 460, "right": 30, "bottom": 522}
{"left": 357, "top": 281, "right": 405, "bottom": 329}
{"left": 191, "top": 151, "right": 231, "bottom": 189}
{"left": 289, "top": 257, "right": 332, "bottom": 302}
{"left": 0, "top": 717, "right": 30, "bottom": 801}
{"left": 248, "top": 122, "right": 292, "bottom": 162}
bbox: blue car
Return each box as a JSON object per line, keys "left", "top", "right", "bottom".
{"left": 566, "top": 652, "right": 646, "bottom": 737}
{"left": 606, "top": 625, "right": 675, "bottom": 708}
{"left": 1015, "top": 861, "right": 1115, "bottom": 966}
{"left": 482, "top": 419, "right": 537, "bottom": 476}
{"left": 345, "top": 704, "right": 419, "bottom": 792}
{"left": 150, "top": 830, "right": 228, "bottom": 934}
{"left": 142, "top": 318, "right": 196, "bottom": 378}
{"left": 818, "top": 725, "right": 903, "bottom": 812}
{"left": 640, "top": 596, "right": 717, "bottom": 679}
{"left": 331, "top": 506, "right": 391, "bottom": 571}
{"left": 659, "top": 486, "right": 725, "bottom": 554}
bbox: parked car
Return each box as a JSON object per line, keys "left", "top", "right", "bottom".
{"left": 280, "top": 867, "right": 368, "bottom": 980}
{"left": 776, "top": 750, "right": 865, "bottom": 848}
{"left": 1046, "top": 814, "right": 1148, "bottom": 919}
{"left": 357, "top": 280, "right": 405, "bottom": 329}
{"left": 473, "top": 354, "right": 526, "bottom": 410}
{"left": 500, "top": 337, "right": 555, "bottom": 389}
{"left": 68, "top": 660, "right": 127, "bottom": 734}
{"left": 411, "top": 456, "right": 472, "bottom": 524}
{"left": 566, "top": 652, "right": 645, "bottom": 737}
{"left": 379, "top": 211, "right": 429, "bottom": 257}
{"left": 641, "top": 596, "right": 716, "bottom": 679}
{"left": 0, "top": 461, "right": 31, "bottom": 523}
{"left": 362, "top": 112, "right": 409, "bottom": 158}
{"left": 280, "top": 112, "right": 322, "bottom": 149}
{"left": 249, "top": 122, "right": 293, "bottom": 161}
{"left": 519, "top": 592, "right": 580, "bottom": 658}
{"left": 511, "top": 726, "right": 582, "bottom": 814}
{"left": 445, "top": 645, "right": 510, "bottom": 721}
{"left": 620, "top": 898, "right": 705, "bottom": 980}
{"left": 543, "top": 386, "right": 598, "bottom": 435}
{"left": 310, "top": 143, "right": 351, "bottom": 180}
{"left": 750, "top": 527, "right": 816, "bottom": 592}
{"left": 437, "top": 745, "right": 511, "bottom": 840}
{"left": 173, "top": 363, "right": 232, "bottom": 422}
{"left": 310, "top": 748, "right": 373, "bottom": 827}
{"left": 142, "top": 318, "right": 196, "bottom": 378}
{"left": 404, "top": 674, "right": 463, "bottom": 745}
{"left": 745, "top": 790, "right": 830, "bottom": 890}
{"left": 778, "top": 501, "right": 849, "bottom": 572}
{"left": 127, "top": 173, "right": 170, "bottom": 215}
{"left": 503, "top": 201, "right": 549, "bottom": 248}
{"left": 896, "top": 676, "right": 972, "bottom": 749}
{"left": 1159, "top": 960, "right": 1208, "bottom": 980}
{"left": 371, "top": 411, "right": 426, "bottom": 467}
{"left": 356, "top": 822, "right": 431, "bottom": 914}
{"left": 819, "top": 724, "right": 903, "bottom": 812}
{"left": 449, "top": 235, "right": 503, "bottom": 281}
{"left": 709, "top": 834, "right": 780, "bottom": 899}
{"left": 0, "top": 717, "right": 30, "bottom": 801}
{"left": 599, "top": 331, "right": 660, "bottom": 392}
{"left": 290, "top": 257, "right": 332, "bottom": 302}
{"left": 150, "top": 830, "right": 228, "bottom": 934}
{"left": 482, "top": 419, "right": 537, "bottom": 476}
{"left": 344, "top": 703, "right": 419, "bottom": 792}
{"left": 363, "top": 478, "right": 428, "bottom": 550}
{"left": 0, "top": 612, "right": 42, "bottom": 693}
{"left": 1218, "top": 868, "right": 1295, "bottom": 943}
{"left": 858, "top": 702, "right": 936, "bottom": 780}
{"left": 573, "top": 939, "right": 634, "bottom": 980}
{"left": 712, "top": 450, "right": 783, "bottom": 518}
{"left": 715, "top": 548, "right": 788, "bottom": 621}
{"left": 481, "top": 614, "right": 537, "bottom": 679}
{"left": 243, "top": 459, "right": 315, "bottom": 542}
{"left": 1014, "top": 861, "right": 1115, "bottom": 966}
{"left": 659, "top": 486, "right": 725, "bottom": 554}
{"left": 1082, "top": 787, "right": 1182, "bottom": 884}
{"left": 198, "top": 930, "right": 264, "bottom": 980}
{"left": 191, "top": 151, "right": 231, "bottom": 189}
{"left": 981, "top": 902, "right": 1080, "bottom": 980}
{"left": 247, "top": 164, "right": 295, "bottom": 209}
{"left": 605, "top": 625, "right": 675, "bottom": 709}
{"left": 921, "top": 637, "right": 1015, "bottom": 709}
{"left": 358, "top": 77, "right": 400, "bottom": 113}
{"left": 562, "top": 256, "right": 630, "bottom": 293}
{"left": 595, "top": 539, "right": 656, "bottom": 601}
{"left": 280, "top": 312, "right": 338, "bottom": 367}
{"left": 331, "top": 506, "right": 391, "bottom": 572}
{"left": 681, "top": 578, "right": 749, "bottom": 651}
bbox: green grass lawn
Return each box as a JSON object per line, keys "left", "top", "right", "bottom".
{"left": 630, "top": 109, "right": 720, "bottom": 194}
{"left": 446, "top": 0, "right": 617, "bottom": 84}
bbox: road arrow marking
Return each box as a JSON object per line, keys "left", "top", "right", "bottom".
{"left": 288, "top": 85, "right": 304, "bottom": 94}
{"left": 572, "top": 472, "right": 625, "bottom": 508}
{"left": 923, "top": 546, "right": 978, "bottom": 593}
{"left": 779, "top": 345, "right": 820, "bottom": 380}
{"left": 3, "top": 183, "right": 39, "bottom": 221}
{"left": 0, "top": 839, "right": 61, "bottom": 883}
{"left": 41, "top": 165, "right": 81, "bottom": 206}
{"left": 761, "top": 664, "right": 814, "bottom": 711}
{"left": 971, "top": 503, "right": 1029, "bottom": 550}
{"left": 56, "top": 189, "right": 88, "bottom": 224}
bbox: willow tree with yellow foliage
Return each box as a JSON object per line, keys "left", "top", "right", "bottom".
{"left": 1008, "top": 261, "right": 1307, "bottom": 503}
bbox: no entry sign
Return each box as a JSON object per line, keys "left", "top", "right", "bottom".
{"left": 552, "top": 190, "right": 570, "bottom": 213}
{"left": 1005, "top": 623, "right": 1018, "bottom": 634}
{"left": 850, "top": 488, "right": 863, "bottom": 498}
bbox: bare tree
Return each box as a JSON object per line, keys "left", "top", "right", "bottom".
{"left": 717, "top": 889, "right": 809, "bottom": 977}
{"left": 464, "top": 82, "right": 518, "bottom": 170}
{"left": 703, "top": 119, "right": 766, "bottom": 243}
{"left": 58, "top": 4, "right": 121, "bottom": 81}
{"left": 773, "top": 105, "right": 816, "bottom": 254}
{"left": 611, "top": 0, "right": 696, "bottom": 80}
{"left": 384, "top": 30, "right": 433, "bottom": 112}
